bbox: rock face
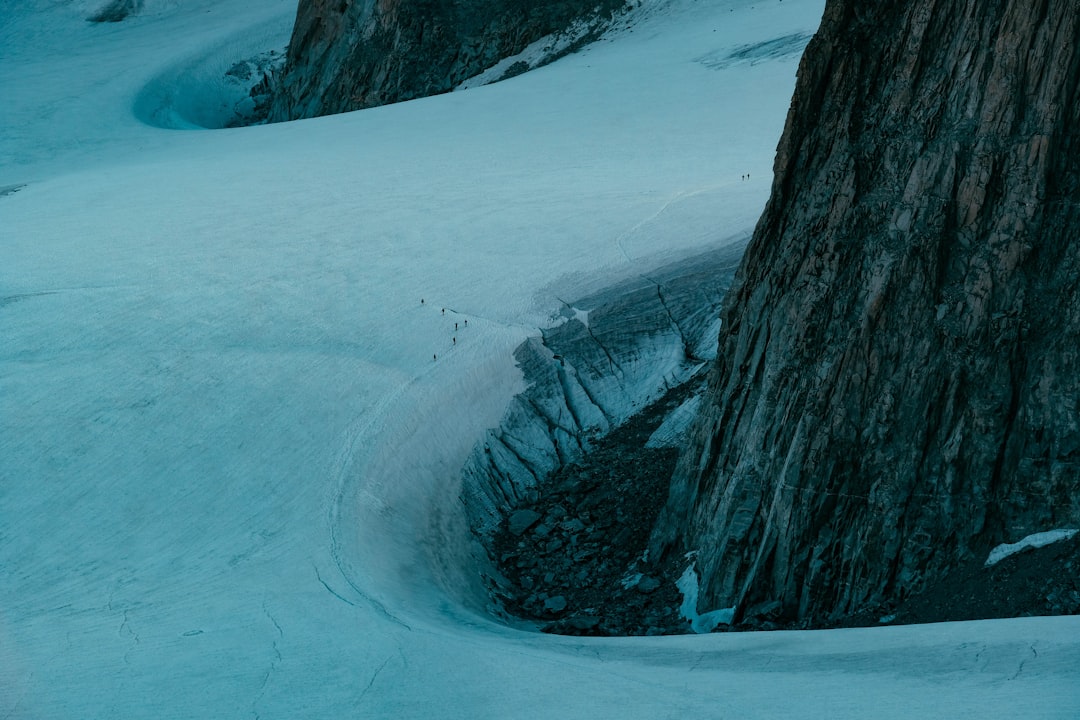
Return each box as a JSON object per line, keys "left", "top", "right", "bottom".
{"left": 269, "top": 0, "right": 626, "bottom": 121}
{"left": 652, "top": 0, "right": 1080, "bottom": 624}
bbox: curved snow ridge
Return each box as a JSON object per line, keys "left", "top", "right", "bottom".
{"left": 986, "top": 529, "right": 1079, "bottom": 566}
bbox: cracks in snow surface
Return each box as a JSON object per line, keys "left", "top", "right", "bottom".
{"left": 252, "top": 600, "right": 285, "bottom": 717}
{"left": 553, "top": 296, "right": 628, "bottom": 385}
{"left": 119, "top": 609, "right": 141, "bottom": 665}
{"left": 552, "top": 360, "right": 596, "bottom": 437}
{"left": 541, "top": 332, "right": 616, "bottom": 430}
{"left": 550, "top": 297, "right": 628, "bottom": 401}
{"left": 313, "top": 562, "right": 413, "bottom": 631}
{"left": 314, "top": 563, "right": 357, "bottom": 607}
{"left": 494, "top": 430, "right": 542, "bottom": 485}
{"left": 520, "top": 393, "right": 583, "bottom": 462}
{"left": 358, "top": 656, "right": 393, "bottom": 705}
{"left": 108, "top": 588, "right": 140, "bottom": 666}
{"left": 612, "top": 188, "right": 700, "bottom": 264}
{"left": 648, "top": 277, "right": 694, "bottom": 361}
{"left": 1010, "top": 643, "right": 1039, "bottom": 681}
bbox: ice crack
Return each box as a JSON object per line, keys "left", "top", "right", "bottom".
{"left": 649, "top": 279, "right": 694, "bottom": 361}
{"left": 358, "top": 656, "right": 392, "bottom": 704}
{"left": 252, "top": 601, "right": 285, "bottom": 718}
{"left": 1009, "top": 642, "right": 1039, "bottom": 681}
{"left": 314, "top": 564, "right": 357, "bottom": 607}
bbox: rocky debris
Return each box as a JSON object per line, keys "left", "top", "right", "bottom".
{"left": 487, "top": 366, "right": 1080, "bottom": 635}
{"left": 829, "top": 531, "right": 1080, "bottom": 630}
{"left": 488, "top": 362, "right": 1080, "bottom": 636}
{"left": 652, "top": 0, "right": 1080, "bottom": 626}
{"left": 268, "top": 0, "right": 631, "bottom": 122}
{"left": 486, "top": 378, "right": 703, "bottom": 636}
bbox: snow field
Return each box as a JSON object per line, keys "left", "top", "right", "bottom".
{"left": 2, "top": 0, "right": 1079, "bottom": 717}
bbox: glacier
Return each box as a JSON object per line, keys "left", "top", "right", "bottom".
{"left": 2, "top": 0, "right": 1078, "bottom": 717}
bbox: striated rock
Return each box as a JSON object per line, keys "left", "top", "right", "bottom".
{"left": 652, "top": 0, "right": 1080, "bottom": 624}
{"left": 270, "top": 0, "right": 628, "bottom": 121}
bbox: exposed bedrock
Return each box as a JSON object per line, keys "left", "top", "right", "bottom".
{"left": 460, "top": 242, "right": 745, "bottom": 537}
{"left": 269, "top": 0, "right": 628, "bottom": 121}
{"left": 651, "top": 0, "right": 1080, "bottom": 625}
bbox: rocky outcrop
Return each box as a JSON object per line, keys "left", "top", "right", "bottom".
{"left": 269, "top": 0, "right": 627, "bottom": 121}
{"left": 652, "top": 0, "right": 1080, "bottom": 625}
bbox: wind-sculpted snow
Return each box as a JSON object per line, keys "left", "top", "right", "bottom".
{"left": 2, "top": 0, "right": 1079, "bottom": 717}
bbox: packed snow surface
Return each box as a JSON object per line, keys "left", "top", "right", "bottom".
{"left": 2, "top": 0, "right": 1079, "bottom": 717}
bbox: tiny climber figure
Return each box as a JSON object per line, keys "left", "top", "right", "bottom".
{"left": 464, "top": 319, "right": 468, "bottom": 327}
{"left": 433, "top": 353, "right": 437, "bottom": 360}
{"left": 421, "top": 298, "right": 425, "bottom": 304}
{"left": 441, "top": 308, "right": 445, "bottom": 315}
{"left": 453, "top": 337, "right": 456, "bottom": 344}
{"left": 454, "top": 322, "right": 458, "bottom": 331}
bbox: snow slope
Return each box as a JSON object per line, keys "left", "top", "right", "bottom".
{"left": 2, "top": 0, "right": 1078, "bottom": 717}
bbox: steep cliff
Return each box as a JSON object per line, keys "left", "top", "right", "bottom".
{"left": 652, "top": 0, "right": 1080, "bottom": 624}
{"left": 269, "top": 0, "right": 626, "bottom": 121}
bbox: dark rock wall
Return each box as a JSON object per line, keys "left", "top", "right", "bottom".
{"left": 652, "top": 0, "right": 1080, "bottom": 624}
{"left": 270, "top": 0, "right": 626, "bottom": 121}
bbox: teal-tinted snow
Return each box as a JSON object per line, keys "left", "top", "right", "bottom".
{"left": 3, "top": 0, "right": 1079, "bottom": 718}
